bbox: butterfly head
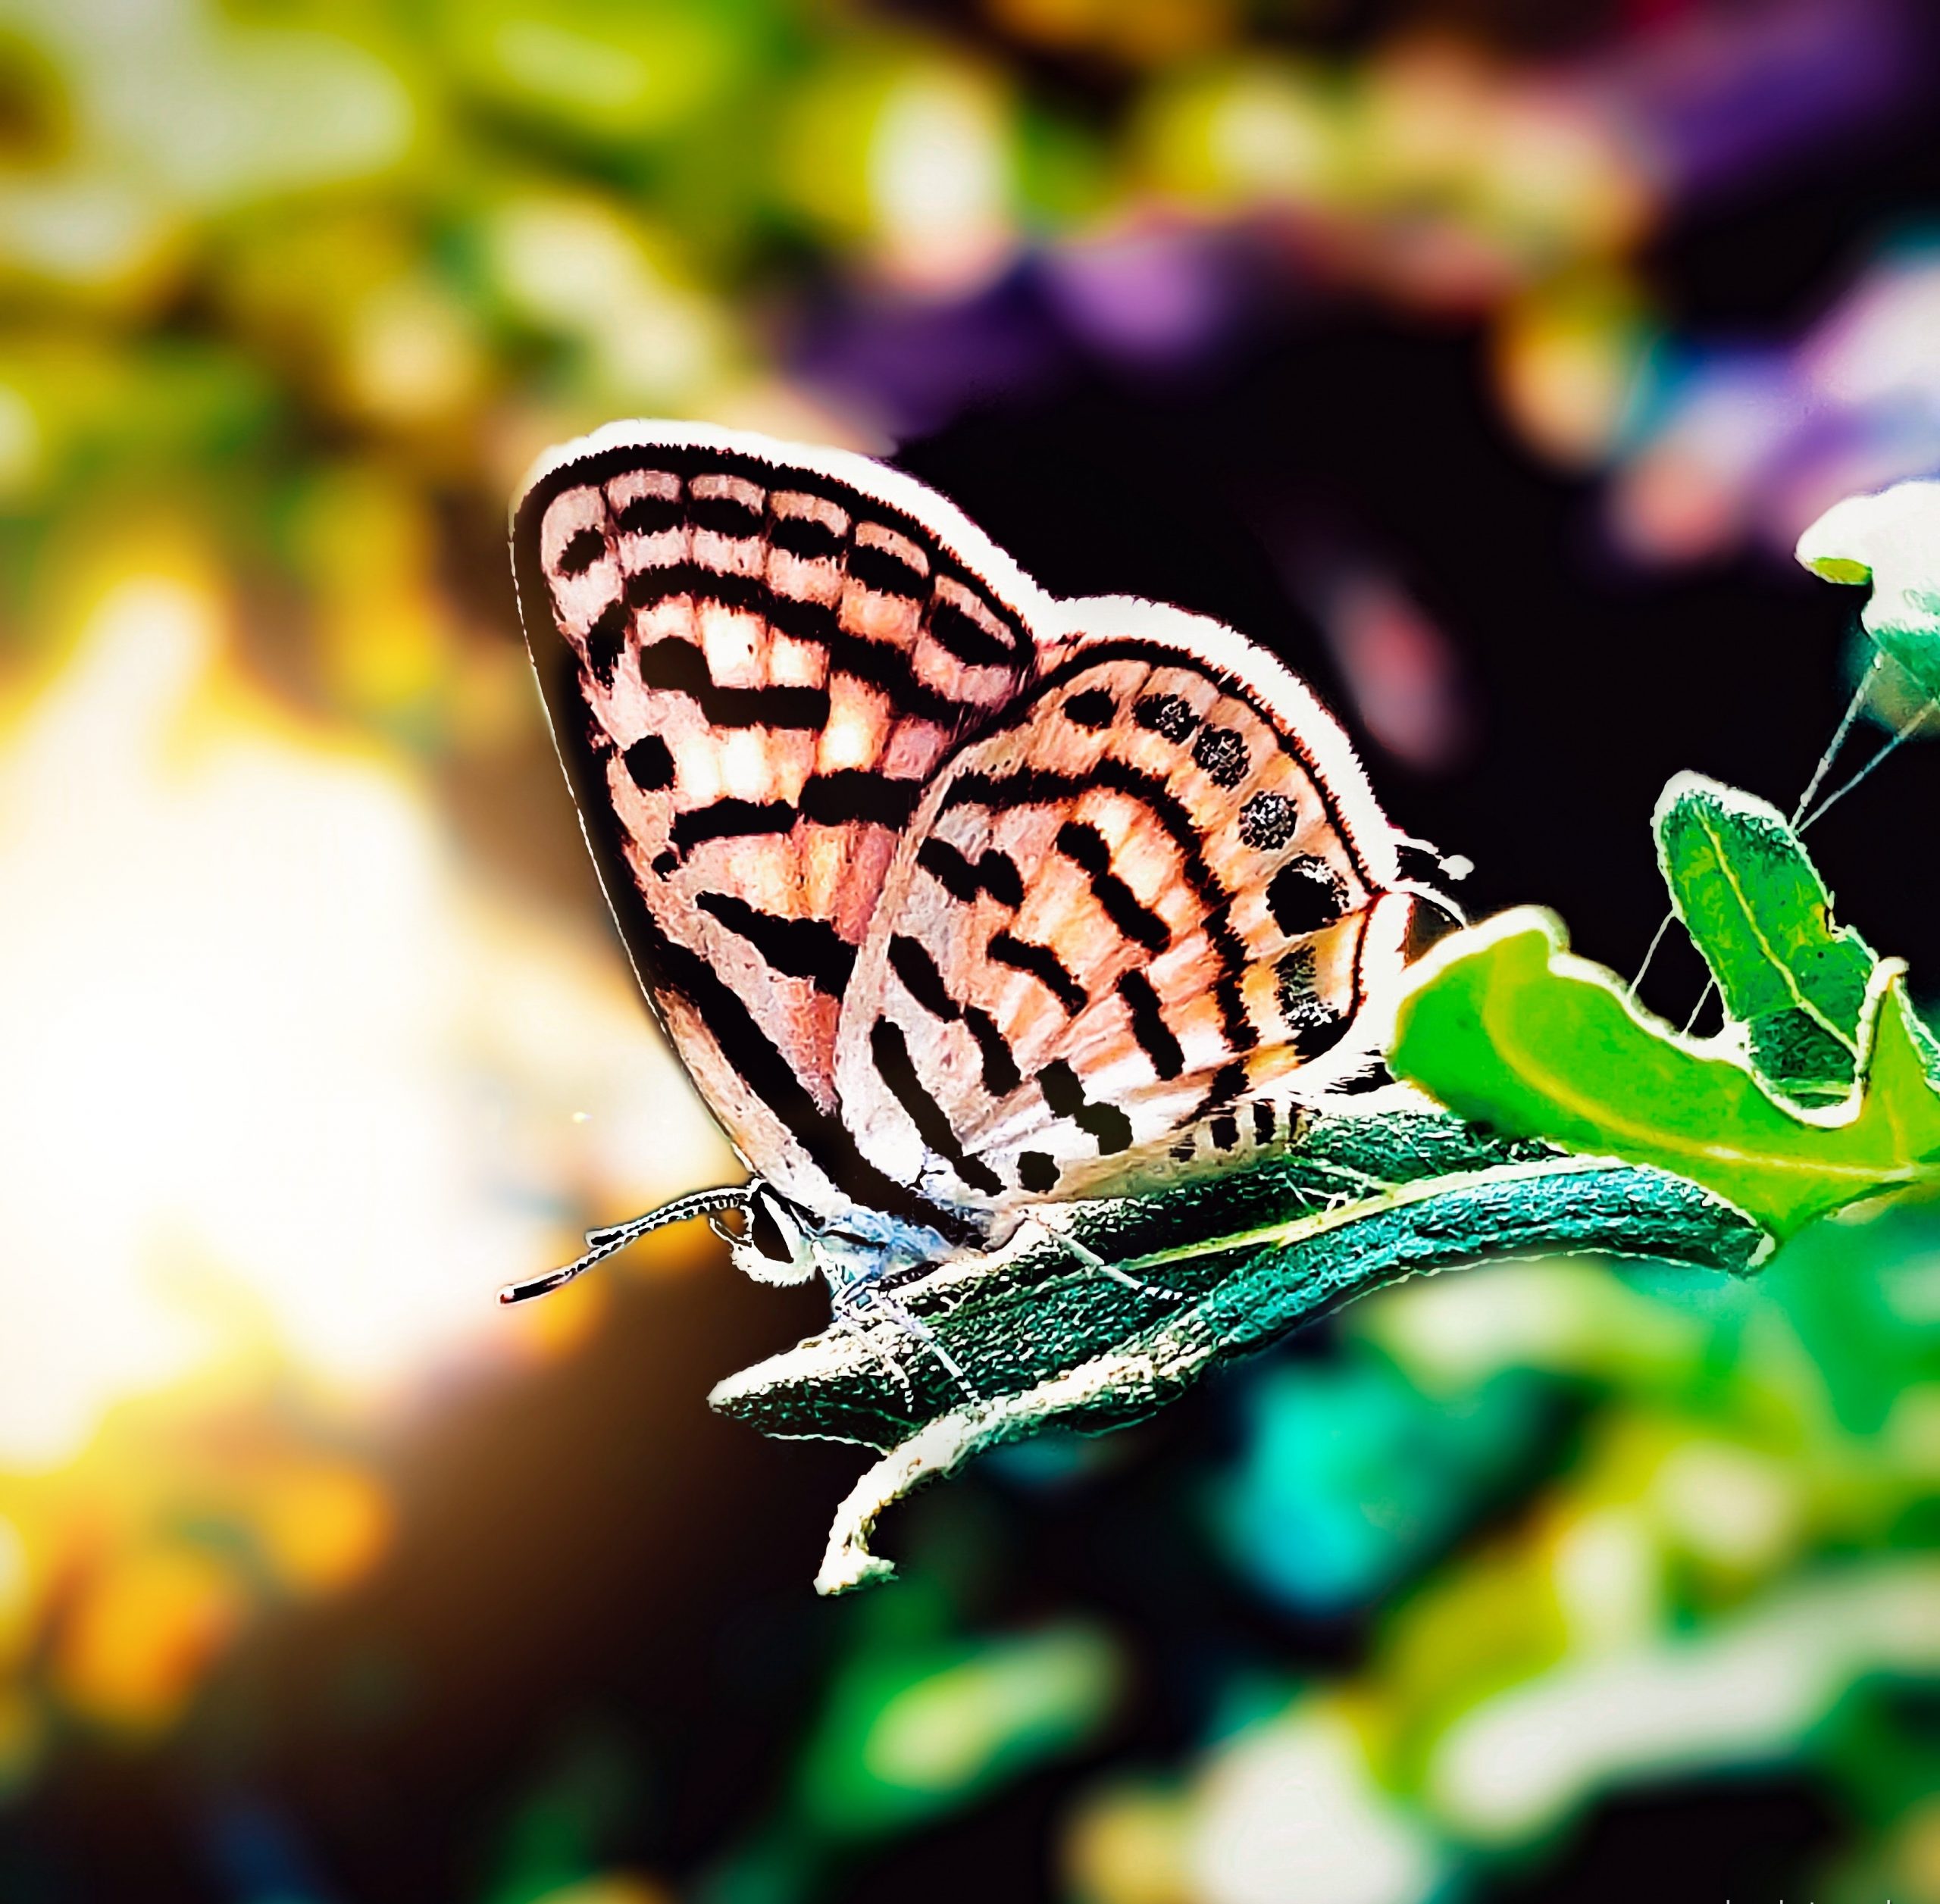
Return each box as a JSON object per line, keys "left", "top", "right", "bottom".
{"left": 726, "top": 1183, "right": 820, "bottom": 1287}
{"left": 724, "top": 1182, "right": 951, "bottom": 1291}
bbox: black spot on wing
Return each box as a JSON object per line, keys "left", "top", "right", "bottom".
{"left": 696, "top": 892, "right": 856, "bottom": 996}
{"left": 585, "top": 599, "right": 628, "bottom": 687}
{"left": 1134, "top": 693, "right": 1199, "bottom": 741}
{"left": 1239, "top": 791, "right": 1299, "bottom": 851}
{"left": 1268, "top": 856, "right": 1349, "bottom": 937}
{"left": 988, "top": 930, "right": 1086, "bottom": 1015}
{"left": 1037, "top": 1059, "right": 1133, "bottom": 1155}
{"left": 556, "top": 527, "right": 606, "bottom": 577}
{"left": 1055, "top": 820, "right": 1170, "bottom": 953}
{"left": 1192, "top": 726, "right": 1250, "bottom": 787}
{"left": 871, "top": 1018, "right": 1002, "bottom": 1195}
{"left": 1253, "top": 1100, "right": 1276, "bottom": 1144}
{"left": 1017, "top": 1151, "right": 1059, "bottom": 1192}
{"left": 1062, "top": 688, "right": 1117, "bottom": 729}
{"left": 623, "top": 734, "right": 675, "bottom": 792}
{"left": 1210, "top": 1114, "right": 1240, "bottom": 1152}
{"left": 1276, "top": 946, "right": 1325, "bottom": 1025}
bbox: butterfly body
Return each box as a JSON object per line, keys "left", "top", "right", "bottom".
{"left": 511, "top": 421, "right": 1445, "bottom": 1295}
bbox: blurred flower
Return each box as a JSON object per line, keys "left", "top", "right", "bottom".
{"left": 1610, "top": 239, "right": 1940, "bottom": 567}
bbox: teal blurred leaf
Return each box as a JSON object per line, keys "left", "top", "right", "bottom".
{"left": 1212, "top": 1352, "right": 1553, "bottom": 1615}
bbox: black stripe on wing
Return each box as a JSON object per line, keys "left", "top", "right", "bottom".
{"left": 639, "top": 637, "right": 830, "bottom": 729}
{"left": 1116, "top": 968, "right": 1184, "bottom": 1078}
{"left": 940, "top": 762, "right": 1263, "bottom": 1053}
{"left": 870, "top": 1018, "right": 1003, "bottom": 1196}
{"left": 1038, "top": 1059, "right": 1133, "bottom": 1154}
{"left": 518, "top": 434, "right": 1037, "bottom": 667}
{"left": 1054, "top": 820, "right": 1170, "bottom": 952}
{"left": 662, "top": 772, "right": 925, "bottom": 859}
{"left": 696, "top": 893, "right": 857, "bottom": 996}
{"left": 987, "top": 930, "right": 1087, "bottom": 1015}
{"left": 915, "top": 837, "right": 1025, "bottom": 907}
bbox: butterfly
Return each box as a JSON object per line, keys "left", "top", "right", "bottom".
{"left": 502, "top": 421, "right": 1456, "bottom": 1316}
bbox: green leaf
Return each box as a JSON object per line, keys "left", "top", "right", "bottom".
{"left": 1388, "top": 906, "right": 1940, "bottom": 1240}
{"left": 1654, "top": 772, "right": 1876, "bottom": 1102}
{"left": 1796, "top": 479, "right": 1940, "bottom": 697}
{"left": 710, "top": 1104, "right": 1760, "bottom": 1593}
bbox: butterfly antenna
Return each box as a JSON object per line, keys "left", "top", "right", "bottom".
{"left": 498, "top": 1185, "right": 753, "bottom": 1305}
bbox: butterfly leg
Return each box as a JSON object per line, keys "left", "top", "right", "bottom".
{"left": 824, "top": 1296, "right": 918, "bottom": 1409}
{"left": 1021, "top": 1217, "right": 1190, "bottom": 1304}
{"left": 832, "top": 1274, "right": 981, "bottom": 1405}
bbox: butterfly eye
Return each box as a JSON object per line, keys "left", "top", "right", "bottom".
{"left": 749, "top": 1197, "right": 796, "bottom": 1265}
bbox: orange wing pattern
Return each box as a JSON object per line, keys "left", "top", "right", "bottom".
{"left": 835, "top": 602, "right": 1416, "bottom": 1213}
{"left": 512, "top": 424, "right": 1052, "bottom": 1240}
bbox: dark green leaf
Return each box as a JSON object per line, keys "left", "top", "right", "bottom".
{"left": 710, "top": 1104, "right": 1761, "bottom": 1592}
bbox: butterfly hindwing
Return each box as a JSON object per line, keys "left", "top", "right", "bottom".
{"left": 833, "top": 599, "right": 1417, "bottom": 1211}
{"left": 511, "top": 423, "right": 1052, "bottom": 1231}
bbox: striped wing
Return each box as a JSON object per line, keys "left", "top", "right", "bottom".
{"left": 511, "top": 421, "right": 1057, "bottom": 1234}
{"left": 833, "top": 599, "right": 1419, "bottom": 1211}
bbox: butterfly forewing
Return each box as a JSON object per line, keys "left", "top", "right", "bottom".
{"left": 512, "top": 424, "right": 1051, "bottom": 1233}
{"left": 834, "top": 602, "right": 1418, "bottom": 1209}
